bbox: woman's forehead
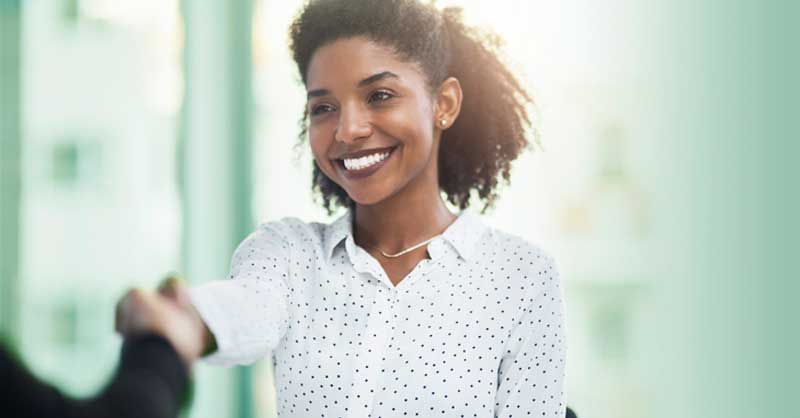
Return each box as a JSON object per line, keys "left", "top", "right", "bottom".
{"left": 305, "top": 37, "right": 425, "bottom": 90}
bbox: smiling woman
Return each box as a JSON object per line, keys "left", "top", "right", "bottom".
{"left": 119, "top": 0, "right": 567, "bottom": 417}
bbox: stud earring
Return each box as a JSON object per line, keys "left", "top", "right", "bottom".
{"left": 439, "top": 119, "right": 447, "bottom": 127}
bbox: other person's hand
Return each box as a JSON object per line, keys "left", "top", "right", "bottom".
{"left": 115, "top": 277, "right": 211, "bottom": 367}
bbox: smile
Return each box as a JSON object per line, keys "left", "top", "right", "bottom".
{"left": 335, "top": 146, "right": 397, "bottom": 180}
{"left": 343, "top": 150, "right": 391, "bottom": 170}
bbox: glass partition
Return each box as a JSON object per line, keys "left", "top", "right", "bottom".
{"left": 17, "top": 0, "right": 183, "bottom": 396}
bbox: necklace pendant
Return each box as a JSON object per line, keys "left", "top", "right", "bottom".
{"left": 379, "top": 236, "right": 438, "bottom": 258}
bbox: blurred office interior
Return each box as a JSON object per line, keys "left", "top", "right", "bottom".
{"left": 1, "top": 1, "right": 795, "bottom": 418}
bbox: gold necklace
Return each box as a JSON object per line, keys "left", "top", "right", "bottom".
{"left": 379, "top": 236, "right": 438, "bottom": 258}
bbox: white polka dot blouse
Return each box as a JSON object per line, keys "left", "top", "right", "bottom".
{"left": 189, "top": 209, "right": 567, "bottom": 418}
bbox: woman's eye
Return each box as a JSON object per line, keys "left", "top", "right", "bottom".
{"left": 368, "top": 90, "right": 394, "bottom": 103}
{"left": 310, "top": 103, "right": 335, "bottom": 116}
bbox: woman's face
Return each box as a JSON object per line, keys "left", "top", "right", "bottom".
{"left": 304, "top": 37, "right": 441, "bottom": 206}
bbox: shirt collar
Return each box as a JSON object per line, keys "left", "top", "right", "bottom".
{"left": 439, "top": 209, "right": 487, "bottom": 261}
{"left": 322, "top": 208, "right": 488, "bottom": 262}
{"left": 323, "top": 210, "right": 353, "bottom": 261}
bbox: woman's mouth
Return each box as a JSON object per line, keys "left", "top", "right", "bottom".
{"left": 335, "top": 146, "right": 397, "bottom": 180}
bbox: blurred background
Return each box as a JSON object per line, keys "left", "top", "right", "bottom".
{"left": 0, "top": 1, "right": 796, "bottom": 418}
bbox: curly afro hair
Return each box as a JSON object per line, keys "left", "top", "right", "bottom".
{"left": 289, "top": 0, "right": 535, "bottom": 214}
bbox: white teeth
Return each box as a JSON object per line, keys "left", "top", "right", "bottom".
{"left": 343, "top": 151, "right": 390, "bottom": 171}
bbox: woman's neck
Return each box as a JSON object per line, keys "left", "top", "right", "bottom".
{"left": 353, "top": 181, "right": 456, "bottom": 256}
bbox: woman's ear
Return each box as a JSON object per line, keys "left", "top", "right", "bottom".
{"left": 434, "top": 77, "right": 463, "bottom": 131}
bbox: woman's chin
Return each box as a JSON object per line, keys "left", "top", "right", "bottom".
{"left": 344, "top": 186, "right": 395, "bottom": 208}
{"left": 347, "top": 193, "right": 386, "bottom": 207}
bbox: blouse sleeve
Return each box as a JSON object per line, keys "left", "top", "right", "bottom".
{"left": 189, "top": 222, "right": 293, "bottom": 367}
{"left": 494, "top": 255, "right": 567, "bottom": 418}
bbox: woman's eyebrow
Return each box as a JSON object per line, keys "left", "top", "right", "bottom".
{"left": 306, "top": 71, "right": 399, "bottom": 99}
{"left": 358, "top": 71, "right": 399, "bottom": 87}
{"left": 307, "top": 88, "right": 329, "bottom": 99}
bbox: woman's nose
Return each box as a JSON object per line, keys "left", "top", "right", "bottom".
{"left": 334, "top": 106, "right": 372, "bottom": 144}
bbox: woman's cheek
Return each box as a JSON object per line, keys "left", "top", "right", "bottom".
{"left": 314, "top": 155, "right": 336, "bottom": 181}
{"left": 308, "top": 124, "right": 326, "bottom": 152}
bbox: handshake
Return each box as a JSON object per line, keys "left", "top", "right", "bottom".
{"left": 115, "top": 276, "right": 213, "bottom": 367}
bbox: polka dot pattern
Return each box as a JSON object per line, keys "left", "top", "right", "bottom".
{"left": 190, "top": 210, "right": 567, "bottom": 417}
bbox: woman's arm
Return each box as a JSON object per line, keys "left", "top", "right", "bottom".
{"left": 186, "top": 222, "right": 295, "bottom": 366}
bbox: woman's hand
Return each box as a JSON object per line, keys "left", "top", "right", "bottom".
{"left": 115, "top": 276, "right": 213, "bottom": 367}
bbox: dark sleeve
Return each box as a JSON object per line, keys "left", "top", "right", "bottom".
{"left": 0, "top": 334, "right": 189, "bottom": 418}
{"left": 87, "top": 334, "right": 190, "bottom": 418}
{"left": 0, "top": 341, "right": 77, "bottom": 418}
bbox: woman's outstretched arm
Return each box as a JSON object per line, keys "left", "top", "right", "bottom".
{"left": 188, "top": 221, "right": 296, "bottom": 366}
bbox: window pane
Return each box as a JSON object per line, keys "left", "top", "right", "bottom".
{"left": 18, "top": 0, "right": 183, "bottom": 396}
